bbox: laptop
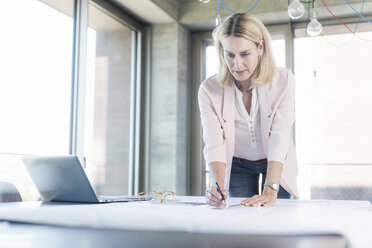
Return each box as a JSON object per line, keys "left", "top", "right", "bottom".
{"left": 22, "top": 155, "right": 143, "bottom": 203}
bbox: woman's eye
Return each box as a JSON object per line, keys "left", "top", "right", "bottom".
{"left": 241, "top": 53, "right": 250, "bottom": 57}
{"left": 226, "top": 53, "right": 234, "bottom": 58}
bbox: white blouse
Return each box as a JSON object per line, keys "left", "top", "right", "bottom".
{"left": 233, "top": 85, "right": 266, "bottom": 161}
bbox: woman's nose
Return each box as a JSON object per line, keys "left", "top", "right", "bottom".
{"left": 234, "top": 56, "right": 242, "bottom": 67}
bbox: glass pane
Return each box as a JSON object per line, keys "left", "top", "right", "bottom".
{"left": 206, "top": 45, "right": 218, "bottom": 79}
{"left": 0, "top": 0, "right": 74, "bottom": 201}
{"left": 84, "top": 4, "right": 134, "bottom": 196}
{"left": 270, "top": 39, "right": 286, "bottom": 68}
{"left": 0, "top": 0, "right": 73, "bottom": 155}
{"left": 294, "top": 31, "right": 372, "bottom": 201}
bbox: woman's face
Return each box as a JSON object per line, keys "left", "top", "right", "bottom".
{"left": 221, "top": 36, "right": 263, "bottom": 84}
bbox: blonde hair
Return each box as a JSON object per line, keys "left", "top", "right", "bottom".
{"left": 214, "top": 13, "right": 276, "bottom": 88}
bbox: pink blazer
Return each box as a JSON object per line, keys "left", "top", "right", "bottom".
{"left": 198, "top": 68, "right": 299, "bottom": 198}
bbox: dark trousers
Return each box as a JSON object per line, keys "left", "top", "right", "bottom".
{"left": 229, "top": 157, "right": 291, "bottom": 199}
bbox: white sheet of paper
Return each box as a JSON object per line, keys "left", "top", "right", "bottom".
{"left": 0, "top": 196, "right": 371, "bottom": 248}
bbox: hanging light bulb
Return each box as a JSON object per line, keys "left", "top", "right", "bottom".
{"left": 215, "top": 14, "right": 222, "bottom": 26}
{"left": 212, "top": 15, "right": 221, "bottom": 40}
{"left": 198, "top": 0, "right": 210, "bottom": 3}
{"left": 288, "top": 0, "right": 305, "bottom": 19}
{"left": 307, "top": 9, "right": 322, "bottom": 36}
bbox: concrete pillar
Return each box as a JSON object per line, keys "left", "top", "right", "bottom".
{"left": 149, "top": 23, "right": 189, "bottom": 195}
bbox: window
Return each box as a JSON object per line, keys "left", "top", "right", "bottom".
{"left": 0, "top": 0, "right": 141, "bottom": 201}
{"left": 294, "top": 29, "right": 372, "bottom": 201}
{"left": 83, "top": 4, "right": 136, "bottom": 196}
{"left": 270, "top": 38, "right": 286, "bottom": 68}
{"left": 205, "top": 44, "right": 218, "bottom": 79}
{"left": 0, "top": 0, "right": 74, "bottom": 200}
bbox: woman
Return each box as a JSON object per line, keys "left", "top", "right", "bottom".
{"left": 199, "top": 13, "right": 299, "bottom": 207}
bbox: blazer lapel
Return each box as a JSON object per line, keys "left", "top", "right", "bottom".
{"left": 222, "top": 86, "right": 235, "bottom": 178}
{"left": 222, "top": 86, "right": 235, "bottom": 123}
{"left": 258, "top": 84, "right": 272, "bottom": 154}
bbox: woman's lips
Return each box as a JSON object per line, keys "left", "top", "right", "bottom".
{"left": 235, "top": 70, "right": 246, "bottom": 76}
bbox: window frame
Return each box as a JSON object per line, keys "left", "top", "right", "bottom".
{"left": 70, "top": 0, "right": 146, "bottom": 195}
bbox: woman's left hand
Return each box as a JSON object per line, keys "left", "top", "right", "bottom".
{"left": 240, "top": 188, "right": 278, "bottom": 207}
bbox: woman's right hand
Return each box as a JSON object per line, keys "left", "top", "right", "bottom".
{"left": 205, "top": 186, "right": 228, "bottom": 206}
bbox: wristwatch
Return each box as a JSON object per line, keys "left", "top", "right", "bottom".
{"left": 264, "top": 182, "right": 279, "bottom": 191}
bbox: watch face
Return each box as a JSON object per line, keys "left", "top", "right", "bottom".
{"left": 266, "top": 183, "right": 279, "bottom": 191}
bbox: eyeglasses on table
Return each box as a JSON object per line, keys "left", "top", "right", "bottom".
{"left": 137, "top": 190, "right": 175, "bottom": 203}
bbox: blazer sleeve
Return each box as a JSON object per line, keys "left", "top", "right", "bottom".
{"left": 198, "top": 84, "right": 227, "bottom": 165}
{"left": 267, "top": 70, "right": 295, "bottom": 165}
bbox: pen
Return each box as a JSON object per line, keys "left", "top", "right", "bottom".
{"left": 215, "top": 182, "right": 227, "bottom": 206}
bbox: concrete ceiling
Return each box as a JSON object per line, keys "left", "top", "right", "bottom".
{"left": 110, "top": 0, "right": 177, "bottom": 23}
{"left": 111, "top": 0, "right": 372, "bottom": 31}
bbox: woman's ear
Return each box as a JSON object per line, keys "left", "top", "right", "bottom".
{"left": 258, "top": 40, "right": 264, "bottom": 56}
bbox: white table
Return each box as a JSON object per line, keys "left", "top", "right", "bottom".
{"left": 0, "top": 196, "right": 371, "bottom": 248}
